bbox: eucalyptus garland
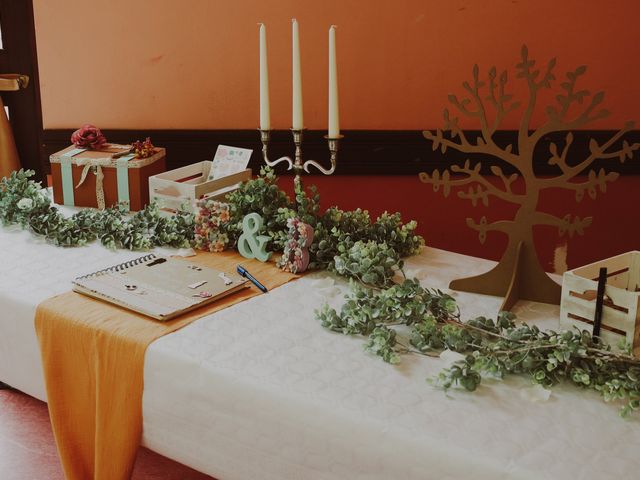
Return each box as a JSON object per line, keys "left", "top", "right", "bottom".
{"left": 4, "top": 170, "right": 637, "bottom": 416}
{"left": 0, "top": 170, "right": 194, "bottom": 249}
{"left": 0, "top": 168, "right": 424, "bottom": 284}
{"left": 317, "top": 279, "right": 640, "bottom": 417}
{"left": 205, "top": 166, "right": 424, "bottom": 284}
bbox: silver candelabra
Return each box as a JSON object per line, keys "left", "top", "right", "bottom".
{"left": 259, "top": 129, "right": 343, "bottom": 187}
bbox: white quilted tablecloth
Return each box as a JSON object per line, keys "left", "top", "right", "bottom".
{"left": 1, "top": 222, "right": 639, "bottom": 480}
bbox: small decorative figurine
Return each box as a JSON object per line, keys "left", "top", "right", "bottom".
{"left": 238, "top": 213, "right": 272, "bottom": 262}
{"left": 277, "top": 217, "right": 314, "bottom": 273}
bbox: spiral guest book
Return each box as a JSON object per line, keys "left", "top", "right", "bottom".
{"left": 72, "top": 254, "right": 248, "bottom": 321}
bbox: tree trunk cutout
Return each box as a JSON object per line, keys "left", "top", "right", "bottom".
{"left": 420, "top": 46, "right": 639, "bottom": 312}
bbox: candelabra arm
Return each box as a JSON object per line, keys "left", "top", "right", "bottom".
{"left": 302, "top": 158, "right": 336, "bottom": 175}
{"left": 260, "top": 129, "right": 294, "bottom": 170}
{"left": 303, "top": 135, "right": 343, "bottom": 175}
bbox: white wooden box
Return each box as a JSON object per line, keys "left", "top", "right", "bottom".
{"left": 149, "top": 161, "right": 251, "bottom": 213}
{"left": 560, "top": 251, "right": 640, "bottom": 356}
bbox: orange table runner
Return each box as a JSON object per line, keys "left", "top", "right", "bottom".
{"left": 35, "top": 251, "right": 297, "bottom": 480}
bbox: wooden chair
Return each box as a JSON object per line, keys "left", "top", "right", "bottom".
{"left": 0, "top": 73, "right": 29, "bottom": 178}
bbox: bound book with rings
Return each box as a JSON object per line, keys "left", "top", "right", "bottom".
{"left": 72, "top": 254, "right": 248, "bottom": 320}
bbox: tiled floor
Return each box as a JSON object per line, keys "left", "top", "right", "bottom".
{"left": 0, "top": 387, "right": 215, "bottom": 480}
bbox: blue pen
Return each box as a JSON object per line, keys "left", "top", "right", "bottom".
{"left": 237, "top": 265, "right": 268, "bottom": 293}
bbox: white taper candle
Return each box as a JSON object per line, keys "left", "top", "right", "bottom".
{"left": 259, "top": 23, "right": 270, "bottom": 130}
{"left": 328, "top": 25, "right": 339, "bottom": 138}
{"left": 292, "top": 19, "right": 304, "bottom": 129}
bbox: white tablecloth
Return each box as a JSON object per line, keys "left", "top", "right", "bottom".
{"left": 0, "top": 223, "right": 638, "bottom": 480}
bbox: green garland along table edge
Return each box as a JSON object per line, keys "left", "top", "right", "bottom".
{"left": 3, "top": 168, "right": 638, "bottom": 417}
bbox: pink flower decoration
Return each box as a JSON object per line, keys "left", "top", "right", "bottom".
{"left": 71, "top": 124, "right": 107, "bottom": 150}
{"left": 277, "top": 218, "right": 314, "bottom": 274}
{"left": 193, "top": 199, "right": 232, "bottom": 253}
{"left": 132, "top": 137, "right": 156, "bottom": 158}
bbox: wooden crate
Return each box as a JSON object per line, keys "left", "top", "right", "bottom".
{"left": 149, "top": 161, "right": 251, "bottom": 213}
{"left": 560, "top": 251, "right": 640, "bottom": 355}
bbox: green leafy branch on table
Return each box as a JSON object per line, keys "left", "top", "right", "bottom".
{"left": 221, "top": 166, "right": 424, "bottom": 285}
{"left": 0, "top": 170, "right": 194, "bottom": 250}
{"left": 317, "top": 279, "right": 640, "bottom": 417}
{"left": 0, "top": 167, "right": 424, "bottom": 288}
{"left": 4, "top": 168, "right": 638, "bottom": 417}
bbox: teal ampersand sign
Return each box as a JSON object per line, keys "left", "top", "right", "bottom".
{"left": 238, "top": 213, "right": 272, "bottom": 262}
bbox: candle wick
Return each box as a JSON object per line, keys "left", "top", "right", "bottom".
{"left": 331, "top": 25, "right": 338, "bottom": 29}
{"left": 257, "top": 22, "right": 263, "bottom": 26}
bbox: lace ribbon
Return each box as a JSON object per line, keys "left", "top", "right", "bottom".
{"left": 74, "top": 157, "right": 112, "bottom": 210}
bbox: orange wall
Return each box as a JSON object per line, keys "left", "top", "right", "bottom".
{"left": 33, "top": 0, "right": 640, "bottom": 269}
{"left": 33, "top": 0, "right": 639, "bottom": 130}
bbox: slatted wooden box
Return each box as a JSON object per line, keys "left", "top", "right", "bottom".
{"left": 149, "top": 161, "right": 251, "bottom": 213}
{"left": 560, "top": 251, "right": 640, "bottom": 356}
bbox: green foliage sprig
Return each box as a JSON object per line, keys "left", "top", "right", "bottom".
{"left": 317, "top": 279, "right": 640, "bottom": 417}
{"left": 215, "top": 167, "right": 424, "bottom": 283}
{"left": 318, "top": 279, "right": 457, "bottom": 362}
{"left": 224, "top": 166, "right": 291, "bottom": 250}
{"left": 310, "top": 208, "right": 424, "bottom": 284}
{"left": 332, "top": 241, "right": 403, "bottom": 288}
{"left": 1, "top": 168, "right": 424, "bottom": 285}
{"left": 0, "top": 170, "right": 194, "bottom": 250}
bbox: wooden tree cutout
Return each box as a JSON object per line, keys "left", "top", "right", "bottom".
{"left": 421, "top": 45, "right": 639, "bottom": 312}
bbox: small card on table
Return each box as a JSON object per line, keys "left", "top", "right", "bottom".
{"left": 207, "top": 145, "right": 253, "bottom": 181}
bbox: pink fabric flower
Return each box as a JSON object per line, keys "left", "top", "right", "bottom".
{"left": 71, "top": 124, "right": 107, "bottom": 150}
{"left": 277, "top": 218, "right": 314, "bottom": 273}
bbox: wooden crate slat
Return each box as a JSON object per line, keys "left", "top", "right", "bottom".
{"left": 561, "top": 316, "right": 623, "bottom": 346}
{"left": 149, "top": 163, "right": 251, "bottom": 213}
{"left": 193, "top": 169, "right": 251, "bottom": 198}
{"left": 563, "top": 273, "right": 636, "bottom": 310}
{"left": 628, "top": 252, "right": 640, "bottom": 292}
{"left": 561, "top": 296, "right": 634, "bottom": 332}
{"left": 572, "top": 251, "right": 636, "bottom": 280}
